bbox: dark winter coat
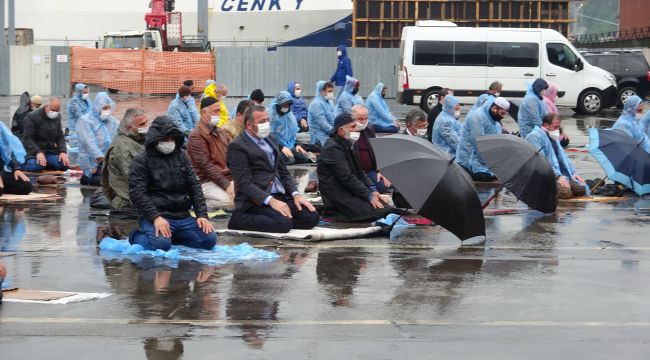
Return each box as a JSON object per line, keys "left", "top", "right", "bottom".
{"left": 128, "top": 116, "right": 208, "bottom": 221}
{"left": 22, "top": 107, "right": 67, "bottom": 156}
{"left": 317, "top": 135, "right": 385, "bottom": 222}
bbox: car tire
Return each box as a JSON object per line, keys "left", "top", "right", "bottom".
{"left": 578, "top": 90, "right": 604, "bottom": 115}
{"left": 617, "top": 86, "right": 638, "bottom": 108}
{"left": 420, "top": 89, "right": 441, "bottom": 112}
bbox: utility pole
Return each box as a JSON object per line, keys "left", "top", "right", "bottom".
{"left": 0, "top": 0, "right": 6, "bottom": 45}
{"left": 197, "top": 0, "right": 208, "bottom": 40}
{"left": 8, "top": 0, "right": 14, "bottom": 45}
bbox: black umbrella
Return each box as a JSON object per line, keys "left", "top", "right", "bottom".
{"left": 370, "top": 135, "right": 485, "bottom": 241}
{"left": 589, "top": 128, "right": 650, "bottom": 196}
{"left": 476, "top": 134, "right": 557, "bottom": 213}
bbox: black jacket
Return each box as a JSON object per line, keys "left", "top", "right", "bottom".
{"left": 317, "top": 136, "right": 380, "bottom": 222}
{"left": 227, "top": 131, "right": 298, "bottom": 212}
{"left": 426, "top": 103, "right": 443, "bottom": 141}
{"left": 128, "top": 116, "right": 208, "bottom": 221}
{"left": 22, "top": 107, "right": 67, "bottom": 156}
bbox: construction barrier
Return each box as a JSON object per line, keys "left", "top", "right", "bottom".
{"left": 70, "top": 47, "right": 215, "bottom": 94}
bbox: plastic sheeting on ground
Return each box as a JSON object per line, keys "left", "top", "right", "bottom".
{"left": 98, "top": 237, "right": 279, "bottom": 266}
{"left": 217, "top": 226, "right": 386, "bottom": 242}
{"left": 3, "top": 290, "right": 110, "bottom": 304}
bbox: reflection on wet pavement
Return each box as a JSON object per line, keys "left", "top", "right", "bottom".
{"left": 2, "top": 96, "right": 650, "bottom": 358}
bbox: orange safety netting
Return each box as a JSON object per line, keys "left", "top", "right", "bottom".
{"left": 70, "top": 47, "right": 215, "bottom": 94}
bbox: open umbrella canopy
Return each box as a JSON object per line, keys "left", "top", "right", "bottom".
{"left": 477, "top": 134, "right": 557, "bottom": 213}
{"left": 370, "top": 135, "right": 485, "bottom": 241}
{"left": 589, "top": 128, "right": 650, "bottom": 196}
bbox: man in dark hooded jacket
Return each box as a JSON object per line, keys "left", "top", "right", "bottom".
{"left": 330, "top": 45, "right": 353, "bottom": 99}
{"left": 317, "top": 113, "right": 391, "bottom": 222}
{"left": 128, "top": 116, "right": 216, "bottom": 251}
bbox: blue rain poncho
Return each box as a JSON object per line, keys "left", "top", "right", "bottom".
{"left": 308, "top": 81, "right": 335, "bottom": 146}
{"left": 269, "top": 91, "right": 299, "bottom": 149}
{"left": 335, "top": 76, "right": 364, "bottom": 116}
{"left": 330, "top": 45, "right": 353, "bottom": 87}
{"left": 640, "top": 111, "right": 650, "bottom": 139}
{"left": 167, "top": 95, "right": 199, "bottom": 133}
{"left": 612, "top": 95, "right": 650, "bottom": 152}
{"left": 77, "top": 92, "right": 119, "bottom": 177}
{"left": 455, "top": 98, "right": 503, "bottom": 175}
{"left": 366, "top": 83, "right": 396, "bottom": 128}
{"left": 431, "top": 95, "right": 462, "bottom": 157}
{"left": 517, "top": 80, "right": 548, "bottom": 138}
{"left": 66, "top": 83, "right": 92, "bottom": 134}
{"left": 0, "top": 122, "right": 26, "bottom": 173}
{"left": 288, "top": 81, "right": 308, "bottom": 122}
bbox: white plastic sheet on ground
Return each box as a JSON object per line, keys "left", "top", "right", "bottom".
{"left": 217, "top": 226, "right": 386, "bottom": 242}
{"left": 98, "top": 238, "right": 279, "bottom": 266}
{"left": 3, "top": 291, "right": 111, "bottom": 304}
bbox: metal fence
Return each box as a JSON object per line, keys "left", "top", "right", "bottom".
{"left": 573, "top": 27, "right": 650, "bottom": 46}
{"left": 215, "top": 47, "right": 400, "bottom": 98}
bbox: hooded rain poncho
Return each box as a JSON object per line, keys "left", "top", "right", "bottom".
{"left": 0, "top": 122, "right": 26, "bottom": 173}
{"left": 366, "top": 83, "right": 396, "bottom": 128}
{"left": 269, "top": 91, "right": 299, "bottom": 149}
{"left": 308, "top": 81, "right": 335, "bottom": 146}
{"left": 518, "top": 80, "right": 548, "bottom": 138}
{"left": 288, "top": 81, "right": 308, "bottom": 121}
{"left": 612, "top": 95, "right": 650, "bottom": 152}
{"left": 330, "top": 45, "right": 353, "bottom": 87}
{"left": 66, "top": 83, "right": 92, "bottom": 134}
{"left": 167, "top": 93, "right": 199, "bottom": 134}
{"left": 77, "top": 92, "right": 119, "bottom": 177}
{"left": 455, "top": 98, "right": 503, "bottom": 175}
{"left": 335, "top": 76, "right": 364, "bottom": 116}
{"left": 543, "top": 83, "right": 559, "bottom": 115}
{"left": 431, "top": 95, "right": 462, "bottom": 157}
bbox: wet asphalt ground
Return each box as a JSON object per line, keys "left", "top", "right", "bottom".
{"left": 1, "top": 95, "right": 649, "bottom": 359}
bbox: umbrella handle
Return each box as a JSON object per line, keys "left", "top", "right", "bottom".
{"left": 481, "top": 187, "right": 503, "bottom": 209}
{"left": 590, "top": 176, "right": 608, "bottom": 194}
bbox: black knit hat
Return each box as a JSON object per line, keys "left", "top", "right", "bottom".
{"left": 333, "top": 113, "right": 354, "bottom": 134}
{"left": 200, "top": 96, "right": 219, "bottom": 110}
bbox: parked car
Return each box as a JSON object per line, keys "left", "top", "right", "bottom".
{"left": 397, "top": 21, "right": 618, "bottom": 115}
{"left": 581, "top": 49, "right": 650, "bottom": 108}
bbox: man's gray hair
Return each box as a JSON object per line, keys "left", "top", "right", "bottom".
{"left": 351, "top": 104, "right": 368, "bottom": 119}
{"left": 405, "top": 108, "right": 428, "bottom": 126}
{"left": 489, "top": 81, "right": 502, "bottom": 91}
{"left": 122, "top": 108, "right": 145, "bottom": 126}
{"left": 243, "top": 105, "right": 267, "bottom": 125}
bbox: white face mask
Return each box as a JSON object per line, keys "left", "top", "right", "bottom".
{"left": 280, "top": 107, "right": 290, "bottom": 115}
{"left": 256, "top": 122, "right": 271, "bottom": 139}
{"left": 337, "top": 50, "right": 343, "bottom": 57}
{"left": 548, "top": 129, "right": 561, "bottom": 141}
{"left": 636, "top": 112, "right": 644, "bottom": 120}
{"left": 349, "top": 131, "right": 361, "bottom": 142}
{"left": 355, "top": 121, "right": 367, "bottom": 131}
{"left": 100, "top": 109, "right": 111, "bottom": 120}
{"left": 210, "top": 115, "right": 220, "bottom": 126}
{"left": 454, "top": 110, "right": 461, "bottom": 119}
{"left": 416, "top": 128, "right": 428, "bottom": 137}
{"left": 137, "top": 126, "right": 149, "bottom": 135}
{"left": 325, "top": 92, "right": 335, "bottom": 101}
{"left": 494, "top": 92, "right": 501, "bottom": 97}
{"left": 82, "top": 93, "right": 89, "bottom": 100}
{"left": 294, "top": 89, "right": 302, "bottom": 97}
{"left": 46, "top": 110, "right": 59, "bottom": 119}
{"left": 156, "top": 141, "right": 176, "bottom": 154}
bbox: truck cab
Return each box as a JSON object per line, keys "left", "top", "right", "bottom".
{"left": 103, "top": 30, "right": 163, "bottom": 51}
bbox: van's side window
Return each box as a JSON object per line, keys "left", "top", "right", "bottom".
{"left": 455, "top": 42, "right": 488, "bottom": 65}
{"left": 547, "top": 43, "right": 578, "bottom": 70}
{"left": 413, "top": 41, "right": 453, "bottom": 65}
{"left": 488, "top": 42, "right": 539, "bottom": 67}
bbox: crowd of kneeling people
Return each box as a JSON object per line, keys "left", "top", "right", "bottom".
{"left": 6, "top": 76, "right": 649, "bottom": 251}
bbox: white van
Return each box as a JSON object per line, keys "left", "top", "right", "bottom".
{"left": 397, "top": 21, "right": 618, "bottom": 114}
